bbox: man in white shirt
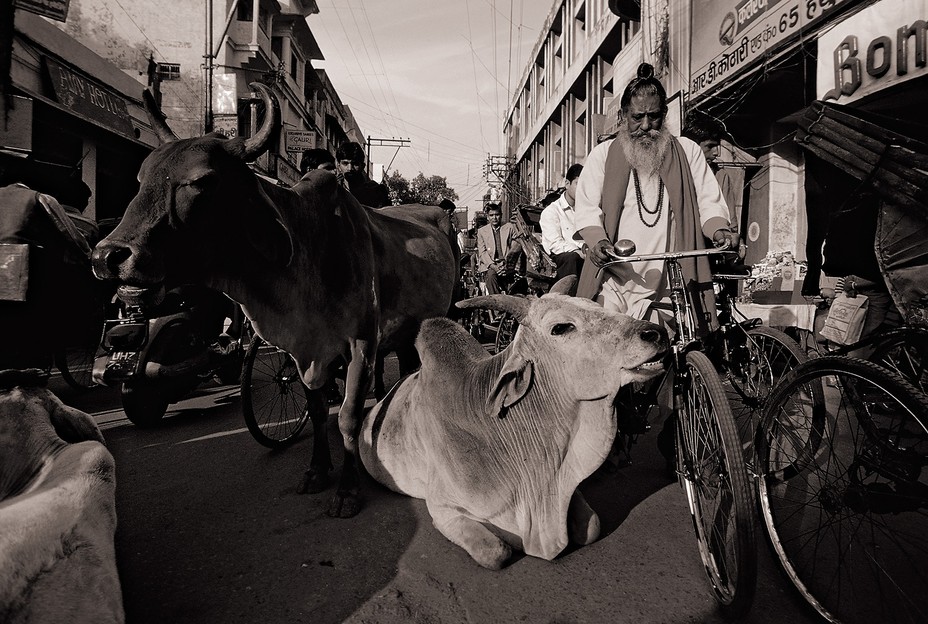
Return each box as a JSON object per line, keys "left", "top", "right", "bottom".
{"left": 540, "top": 163, "right": 586, "bottom": 282}
{"left": 573, "top": 62, "right": 736, "bottom": 334}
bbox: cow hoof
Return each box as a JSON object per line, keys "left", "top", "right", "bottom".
{"left": 326, "top": 492, "right": 362, "bottom": 518}
{"left": 473, "top": 542, "right": 511, "bottom": 570}
{"left": 298, "top": 469, "right": 330, "bottom": 494}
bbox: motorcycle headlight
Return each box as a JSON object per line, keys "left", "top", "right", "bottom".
{"left": 102, "top": 321, "right": 148, "bottom": 351}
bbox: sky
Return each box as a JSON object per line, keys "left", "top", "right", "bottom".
{"left": 308, "top": 0, "right": 554, "bottom": 209}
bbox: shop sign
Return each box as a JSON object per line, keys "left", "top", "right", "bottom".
{"left": 277, "top": 156, "right": 301, "bottom": 186}
{"left": 44, "top": 57, "right": 134, "bottom": 137}
{"left": 285, "top": 130, "right": 316, "bottom": 153}
{"left": 213, "top": 73, "right": 237, "bottom": 116}
{"left": 816, "top": 0, "right": 928, "bottom": 103}
{"left": 14, "top": 0, "right": 70, "bottom": 22}
{"left": 690, "top": 0, "right": 854, "bottom": 98}
{"left": 213, "top": 114, "right": 238, "bottom": 139}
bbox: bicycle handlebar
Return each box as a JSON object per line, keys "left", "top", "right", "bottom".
{"left": 596, "top": 246, "right": 737, "bottom": 276}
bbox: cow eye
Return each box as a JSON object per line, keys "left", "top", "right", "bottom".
{"left": 187, "top": 172, "right": 218, "bottom": 190}
{"left": 551, "top": 323, "right": 575, "bottom": 336}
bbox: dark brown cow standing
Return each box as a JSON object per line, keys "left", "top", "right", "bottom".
{"left": 92, "top": 84, "right": 458, "bottom": 517}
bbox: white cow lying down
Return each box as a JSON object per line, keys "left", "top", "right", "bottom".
{"left": 0, "top": 370, "right": 123, "bottom": 624}
{"left": 359, "top": 279, "right": 668, "bottom": 569}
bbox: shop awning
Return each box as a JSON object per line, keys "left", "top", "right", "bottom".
{"left": 796, "top": 100, "right": 928, "bottom": 217}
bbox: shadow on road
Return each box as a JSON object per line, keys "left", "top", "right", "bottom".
{"left": 102, "top": 389, "right": 420, "bottom": 624}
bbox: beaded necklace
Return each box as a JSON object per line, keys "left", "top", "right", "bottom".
{"left": 633, "top": 169, "right": 664, "bottom": 228}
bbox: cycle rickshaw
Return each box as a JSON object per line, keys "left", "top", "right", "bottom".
{"left": 0, "top": 183, "right": 110, "bottom": 391}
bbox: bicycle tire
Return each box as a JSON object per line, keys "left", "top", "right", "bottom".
{"left": 868, "top": 326, "right": 928, "bottom": 395}
{"left": 726, "top": 326, "right": 808, "bottom": 468}
{"left": 494, "top": 313, "right": 518, "bottom": 353}
{"left": 55, "top": 345, "right": 99, "bottom": 391}
{"left": 676, "top": 350, "right": 757, "bottom": 619}
{"left": 241, "top": 336, "right": 310, "bottom": 448}
{"left": 756, "top": 356, "right": 928, "bottom": 624}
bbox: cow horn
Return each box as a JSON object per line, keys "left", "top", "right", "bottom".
{"left": 548, "top": 275, "right": 578, "bottom": 296}
{"left": 242, "top": 82, "right": 280, "bottom": 160}
{"left": 456, "top": 295, "right": 531, "bottom": 321}
{"left": 142, "top": 88, "right": 178, "bottom": 144}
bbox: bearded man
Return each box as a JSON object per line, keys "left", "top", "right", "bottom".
{"left": 573, "top": 63, "right": 736, "bottom": 333}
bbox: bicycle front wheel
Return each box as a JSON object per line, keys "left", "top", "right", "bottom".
{"left": 726, "top": 326, "right": 808, "bottom": 466}
{"left": 676, "top": 350, "right": 757, "bottom": 619}
{"left": 757, "top": 356, "right": 928, "bottom": 624}
{"left": 241, "top": 336, "right": 310, "bottom": 448}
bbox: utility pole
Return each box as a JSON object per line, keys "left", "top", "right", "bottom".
{"left": 204, "top": 0, "right": 213, "bottom": 132}
{"left": 483, "top": 154, "right": 516, "bottom": 217}
{"left": 366, "top": 137, "right": 410, "bottom": 179}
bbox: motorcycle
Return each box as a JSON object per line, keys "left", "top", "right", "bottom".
{"left": 93, "top": 284, "right": 248, "bottom": 427}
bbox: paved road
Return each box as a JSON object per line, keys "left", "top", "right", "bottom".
{"left": 49, "top": 366, "right": 823, "bottom": 624}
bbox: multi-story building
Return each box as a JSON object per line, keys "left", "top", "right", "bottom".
{"left": 502, "top": 0, "right": 641, "bottom": 203}
{"left": 504, "top": 0, "right": 924, "bottom": 279}
{"left": 56, "top": 0, "right": 362, "bottom": 187}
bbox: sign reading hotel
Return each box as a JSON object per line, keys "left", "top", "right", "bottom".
{"left": 690, "top": 0, "right": 854, "bottom": 98}
{"left": 816, "top": 0, "right": 928, "bottom": 103}
{"left": 44, "top": 57, "right": 135, "bottom": 137}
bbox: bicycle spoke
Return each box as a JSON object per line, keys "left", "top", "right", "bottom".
{"left": 759, "top": 357, "right": 928, "bottom": 624}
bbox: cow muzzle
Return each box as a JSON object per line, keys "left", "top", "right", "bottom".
{"left": 92, "top": 240, "right": 165, "bottom": 286}
{"left": 91, "top": 242, "right": 131, "bottom": 281}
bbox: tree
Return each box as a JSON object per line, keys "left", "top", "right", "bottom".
{"left": 385, "top": 171, "right": 458, "bottom": 206}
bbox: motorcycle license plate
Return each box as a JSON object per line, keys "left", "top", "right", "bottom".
{"left": 93, "top": 351, "right": 141, "bottom": 385}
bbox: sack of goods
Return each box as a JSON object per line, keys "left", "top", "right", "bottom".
{"left": 820, "top": 293, "right": 869, "bottom": 345}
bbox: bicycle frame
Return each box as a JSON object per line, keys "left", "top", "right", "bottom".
{"left": 597, "top": 245, "right": 735, "bottom": 360}
{"left": 600, "top": 243, "right": 757, "bottom": 616}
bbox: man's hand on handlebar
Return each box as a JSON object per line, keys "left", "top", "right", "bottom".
{"left": 712, "top": 228, "right": 741, "bottom": 254}
{"left": 589, "top": 239, "right": 616, "bottom": 268}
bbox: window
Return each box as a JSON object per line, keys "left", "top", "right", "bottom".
{"left": 157, "top": 63, "right": 181, "bottom": 81}
{"left": 236, "top": 2, "right": 252, "bottom": 21}
{"left": 271, "top": 36, "right": 283, "bottom": 61}
{"left": 290, "top": 51, "right": 299, "bottom": 81}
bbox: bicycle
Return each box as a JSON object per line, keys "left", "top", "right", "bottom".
{"left": 786, "top": 313, "right": 928, "bottom": 394}
{"left": 755, "top": 355, "right": 928, "bottom": 624}
{"left": 709, "top": 271, "right": 809, "bottom": 468}
{"left": 240, "top": 333, "right": 311, "bottom": 449}
{"left": 599, "top": 241, "right": 757, "bottom": 619}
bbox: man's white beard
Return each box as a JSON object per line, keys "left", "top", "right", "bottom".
{"left": 618, "top": 125, "right": 671, "bottom": 177}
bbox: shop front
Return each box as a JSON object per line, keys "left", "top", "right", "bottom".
{"left": 2, "top": 10, "right": 158, "bottom": 223}
{"left": 801, "top": 0, "right": 928, "bottom": 323}
{"left": 685, "top": 0, "right": 879, "bottom": 304}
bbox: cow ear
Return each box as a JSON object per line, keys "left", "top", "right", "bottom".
{"left": 486, "top": 354, "right": 534, "bottom": 418}
{"left": 50, "top": 401, "right": 106, "bottom": 445}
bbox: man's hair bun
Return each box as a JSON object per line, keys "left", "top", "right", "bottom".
{"left": 637, "top": 63, "right": 655, "bottom": 80}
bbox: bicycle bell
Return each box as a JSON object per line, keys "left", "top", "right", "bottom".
{"left": 614, "top": 239, "right": 637, "bottom": 256}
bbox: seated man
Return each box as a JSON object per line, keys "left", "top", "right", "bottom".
{"left": 540, "top": 163, "right": 586, "bottom": 282}
{"left": 476, "top": 203, "right": 518, "bottom": 296}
